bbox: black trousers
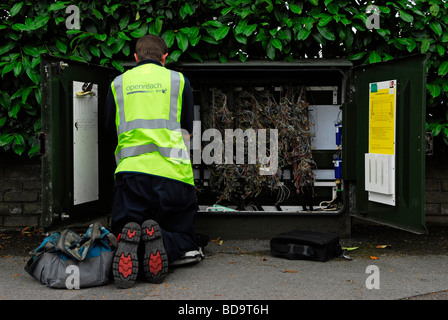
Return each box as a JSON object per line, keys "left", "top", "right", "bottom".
{"left": 111, "top": 173, "right": 199, "bottom": 263}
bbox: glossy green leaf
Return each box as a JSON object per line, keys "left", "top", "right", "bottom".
{"left": 23, "top": 46, "right": 40, "bottom": 57}
{"left": 90, "top": 46, "right": 100, "bottom": 57}
{"left": 12, "top": 142, "right": 25, "bottom": 155}
{"left": 234, "top": 32, "right": 247, "bottom": 44}
{"left": 189, "top": 51, "right": 203, "bottom": 62}
{"left": 13, "top": 62, "right": 22, "bottom": 77}
{"left": 176, "top": 32, "right": 189, "bottom": 52}
{"left": 318, "top": 14, "right": 333, "bottom": 26}
{"left": 49, "top": 2, "right": 67, "bottom": 11}
{"left": 0, "top": 43, "right": 15, "bottom": 56}
{"left": 168, "top": 50, "right": 182, "bottom": 62}
{"left": 421, "top": 39, "right": 430, "bottom": 53}
{"left": 368, "top": 51, "right": 382, "bottom": 64}
{"left": 297, "top": 27, "right": 311, "bottom": 40}
{"left": 118, "top": 31, "right": 131, "bottom": 41}
{"left": 214, "top": 26, "right": 230, "bottom": 41}
{"left": 130, "top": 23, "right": 148, "bottom": 38}
{"left": 100, "top": 44, "right": 113, "bottom": 58}
{"left": 163, "top": 30, "right": 176, "bottom": 47}
{"left": 183, "top": 2, "right": 194, "bottom": 15}
{"left": 122, "top": 43, "right": 130, "bottom": 56}
{"left": 243, "top": 24, "right": 257, "bottom": 37}
{"left": 398, "top": 10, "right": 413, "bottom": 23}
{"left": 10, "top": 2, "right": 24, "bottom": 17}
{"left": 270, "top": 38, "right": 282, "bottom": 50}
{"left": 0, "top": 133, "right": 14, "bottom": 146}
{"left": 221, "top": 7, "right": 233, "bottom": 16}
{"left": 127, "top": 20, "right": 142, "bottom": 31}
{"left": 10, "top": 88, "right": 23, "bottom": 100}
{"left": 437, "top": 44, "right": 445, "bottom": 56}
{"left": 21, "top": 87, "right": 33, "bottom": 104}
{"left": 92, "top": 9, "right": 103, "bottom": 19}
{"left": 2, "top": 62, "right": 16, "bottom": 77}
{"left": 430, "top": 21, "right": 443, "bottom": 36}
{"left": 9, "top": 103, "right": 21, "bottom": 118}
{"left": 79, "top": 46, "right": 92, "bottom": 61}
{"left": 94, "top": 34, "right": 107, "bottom": 41}
{"left": 264, "top": 0, "right": 273, "bottom": 13}
{"left": 317, "top": 25, "right": 336, "bottom": 41}
{"left": 12, "top": 23, "right": 28, "bottom": 31}
{"left": 301, "top": 17, "right": 315, "bottom": 30}
{"left": 27, "top": 143, "right": 39, "bottom": 157}
{"left": 289, "top": 3, "right": 302, "bottom": 14}
{"left": 327, "top": 3, "right": 339, "bottom": 14}
{"left": 112, "top": 60, "right": 124, "bottom": 72}
{"left": 31, "top": 16, "right": 50, "bottom": 30}
{"left": 34, "top": 88, "right": 41, "bottom": 105}
{"left": 0, "top": 91, "right": 11, "bottom": 110}
{"left": 55, "top": 39, "right": 67, "bottom": 54}
{"left": 438, "top": 61, "right": 448, "bottom": 76}
{"left": 119, "top": 14, "right": 131, "bottom": 30}
{"left": 107, "top": 36, "right": 116, "bottom": 46}
{"left": 427, "top": 84, "right": 442, "bottom": 98}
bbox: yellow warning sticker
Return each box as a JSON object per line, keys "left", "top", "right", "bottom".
{"left": 369, "top": 80, "right": 396, "bottom": 155}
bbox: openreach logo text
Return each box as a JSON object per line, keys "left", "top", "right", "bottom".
{"left": 126, "top": 83, "right": 164, "bottom": 91}
{"left": 172, "top": 121, "right": 279, "bottom": 176}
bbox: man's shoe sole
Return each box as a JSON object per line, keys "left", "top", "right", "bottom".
{"left": 112, "top": 222, "right": 141, "bottom": 288}
{"left": 141, "top": 220, "right": 168, "bottom": 283}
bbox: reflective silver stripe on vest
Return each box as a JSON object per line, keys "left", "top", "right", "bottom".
{"left": 169, "top": 70, "right": 180, "bottom": 122}
{"left": 114, "top": 70, "right": 181, "bottom": 135}
{"left": 119, "top": 118, "right": 181, "bottom": 134}
{"left": 114, "top": 74, "right": 125, "bottom": 126}
{"left": 115, "top": 143, "right": 189, "bottom": 164}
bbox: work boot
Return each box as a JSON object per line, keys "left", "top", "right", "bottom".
{"left": 141, "top": 219, "right": 168, "bottom": 283}
{"left": 112, "top": 222, "right": 141, "bottom": 288}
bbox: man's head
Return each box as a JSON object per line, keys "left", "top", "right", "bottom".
{"left": 134, "top": 35, "right": 168, "bottom": 65}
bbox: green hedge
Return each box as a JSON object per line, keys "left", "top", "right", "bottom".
{"left": 1, "top": 0, "right": 447, "bottom": 157}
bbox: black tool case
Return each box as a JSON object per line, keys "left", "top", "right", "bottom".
{"left": 270, "top": 229, "right": 342, "bottom": 262}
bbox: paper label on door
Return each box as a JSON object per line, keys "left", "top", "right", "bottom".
{"left": 368, "top": 80, "right": 396, "bottom": 155}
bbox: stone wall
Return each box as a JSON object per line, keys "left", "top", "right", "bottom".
{"left": 425, "top": 155, "right": 448, "bottom": 224}
{"left": 0, "top": 154, "right": 41, "bottom": 230}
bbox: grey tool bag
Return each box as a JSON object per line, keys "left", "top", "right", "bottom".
{"left": 25, "top": 222, "right": 117, "bottom": 289}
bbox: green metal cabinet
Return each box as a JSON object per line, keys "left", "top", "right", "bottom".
{"left": 39, "top": 53, "right": 427, "bottom": 235}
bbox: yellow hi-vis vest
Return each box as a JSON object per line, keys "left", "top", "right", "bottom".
{"left": 110, "top": 63, "right": 194, "bottom": 186}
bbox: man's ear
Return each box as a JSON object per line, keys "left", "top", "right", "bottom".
{"left": 161, "top": 53, "right": 168, "bottom": 66}
{"left": 134, "top": 53, "right": 139, "bottom": 63}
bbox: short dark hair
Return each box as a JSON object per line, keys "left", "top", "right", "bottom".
{"left": 135, "top": 35, "right": 168, "bottom": 61}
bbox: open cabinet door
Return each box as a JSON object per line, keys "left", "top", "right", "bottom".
{"left": 343, "top": 54, "right": 428, "bottom": 234}
{"left": 40, "top": 54, "right": 119, "bottom": 229}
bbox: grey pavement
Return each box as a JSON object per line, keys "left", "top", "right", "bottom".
{"left": 1, "top": 237, "right": 448, "bottom": 301}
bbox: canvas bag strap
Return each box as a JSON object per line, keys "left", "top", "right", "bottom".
{"left": 55, "top": 223, "right": 102, "bottom": 261}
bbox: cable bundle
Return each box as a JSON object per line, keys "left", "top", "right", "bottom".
{"left": 203, "top": 86, "right": 316, "bottom": 209}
